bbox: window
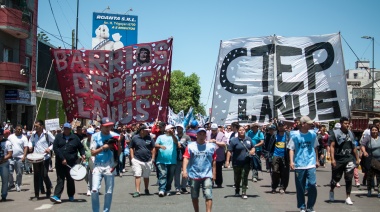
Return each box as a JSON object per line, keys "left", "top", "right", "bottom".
{"left": 354, "top": 73, "right": 358, "bottom": 79}
{"left": 3, "top": 47, "right": 13, "bottom": 62}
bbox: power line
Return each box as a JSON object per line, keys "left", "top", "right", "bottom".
{"left": 341, "top": 34, "right": 380, "bottom": 89}
{"left": 48, "top": 0, "right": 66, "bottom": 49}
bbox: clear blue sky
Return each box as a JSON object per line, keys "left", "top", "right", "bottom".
{"left": 38, "top": 0, "right": 380, "bottom": 115}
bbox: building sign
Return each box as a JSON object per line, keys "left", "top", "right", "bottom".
{"left": 51, "top": 38, "right": 173, "bottom": 124}
{"left": 92, "top": 12, "right": 138, "bottom": 50}
{"left": 211, "top": 33, "right": 349, "bottom": 124}
{"left": 5, "top": 90, "right": 34, "bottom": 105}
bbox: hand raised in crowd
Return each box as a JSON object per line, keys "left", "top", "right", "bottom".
{"left": 290, "top": 162, "right": 295, "bottom": 170}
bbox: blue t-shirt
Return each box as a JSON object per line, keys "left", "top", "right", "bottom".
{"left": 184, "top": 142, "right": 216, "bottom": 179}
{"left": 287, "top": 130, "right": 318, "bottom": 169}
{"left": 273, "top": 134, "right": 286, "bottom": 157}
{"left": 156, "top": 134, "right": 177, "bottom": 164}
{"left": 91, "top": 131, "right": 119, "bottom": 164}
{"left": 246, "top": 130, "right": 264, "bottom": 152}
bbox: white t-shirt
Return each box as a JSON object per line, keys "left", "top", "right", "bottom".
{"left": 8, "top": 134, "right": 28, "bottom": 159}
{"left": 0, "top": 139, "right": 13, "bottom": 166}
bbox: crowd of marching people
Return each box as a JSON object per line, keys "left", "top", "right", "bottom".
{"left": 0, "top": 116, "right": 380, "bottom": 212}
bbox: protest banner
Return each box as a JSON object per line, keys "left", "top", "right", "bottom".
{"left": 45, "top": 118, "right": 60, "bottom": 131}
{"left": 51, "top": 38, "right": 173, "bottom": 124}
{"left": 211, "top": 33, "right": 349, "bottom": 125}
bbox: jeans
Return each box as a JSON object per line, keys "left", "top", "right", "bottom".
{"left": 174, "top": 160, "right": 187, "bottom": 190}
{"left": 0, "top": 162, "right": 10, "bottom": 199}
{"left": 251, "top": 152, "right": 262, "bottom": 178}
{"left": 294, "top": 168, "right": 317, "bottom": 210}
{"left": 85, "top": 165, "right": 93, "bottom": 191}
{"left": 157, "top": 163, "right": 176, "bottom": 192}
{"left": 9, "top": 158, "right": 24, "bottom": 187}
{"left": 233, "top": 163, "right": 250, "bottom": 194}
{"left": 91, "top": 169, "right": 115, "bottom": 212}
{"left": 116, "top": 152, "right": 125, "bottom": 175}
{"left": 33, "top": 159, "right": 52, "bottom": 197}
{"left": 53, "top": 163, "right": 75, "bottom": 198}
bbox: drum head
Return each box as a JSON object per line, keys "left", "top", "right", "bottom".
{"left": 70, "top": 164, "right": 87, "bottom": 181}
{"left": 27, "top": 153, "right": 44, "bottom": 163}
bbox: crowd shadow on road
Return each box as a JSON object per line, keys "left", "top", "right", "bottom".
{"left": 0, "top": 199, "right": 14, "bottom": 202}
{"left": 223, "top": 194, "right": 259, "bottom": 198}
{"left": 60, "top": 199, "right": 87, "bottom": 203}
{"left": 323, "top": 200, "right": 346, "bottom": 204}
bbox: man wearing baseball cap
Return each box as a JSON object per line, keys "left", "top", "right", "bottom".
{"left": 90, "top": 117, "right": 122, "bottom": 211}
{"left": 186, "top": 120, "right": 199, "bottom": 142}
{"left": 207, "top": 123, "right": 227, "bottom": 188}
{"left": 174, "top": 123, "right": 191, "bottom": 194}
{"left": 130, "top": 124, "right": 155, "bottom": 197}
{"left": 287, "top": 116, "right": 319, "bottom": 212}
{"left": 155, "top": 124, "right": 179, "bottom": 197}
{"left": 50, "top": 123, "right": 86, "bottom": 203}
{"left": 183, "top": 127, "right": 216, "bottom": 212}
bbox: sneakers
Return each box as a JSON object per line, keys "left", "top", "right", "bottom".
{"left": 355, "top": 182, "right": 360, "bottom": 187}
{"left": 181, "top": 188, "right": 189, "bottom": 194}
{"left": 166, "top": 192, "right": 171, "bottom": 196}
{"left": 50, "top": 195, "right": 62, "bottom": 203}
{"left": 306, "top": 208, "right": 315, "bottom": 212}
{"left": 158, "top": 191, "right": 164, "bottom": 197}
{"left": 271, "top": 189, "right": 276, "bottom": 194}
{"left": 69, "top": 196, "right": 74, "bottom": 202}
{"left": 279, "top": 189, "right": 285, "bottom": 194}
{"left": 242, "top": 193, "right": 248, "bottom": 199}
{"left": 253, "top": 178, "right": 258, "bottom": 182}
{"left": 367, "top": 190, "right": 372, "bottom": 197}
{"left": 234, "top": 192, "right": 240, "bottom": 197}
{"left": 132, "top": 192, "right": 140, "bottom": 198}
{"left": 87, "top": 190, "right": 91, "bottom": 196}
{"left": 144, "top": 189, "right": 150, "bottom": 195}
{"left": 336, "top": 182, "right": 341, "bottom": 188}
{"left": 300, "top": 209, "right": 306, "bottom": 212}
{"left": 329, "top": 191, "right": 334, "bottom": 202}
{"left": 345, "top": 197, "right": 353, "bottom": 205}
{"left": 122, "top": 168, "right": 126, "bottom": 173}
{"left": 176, "top": 189, "right": 181, "bottom": 195}
{"left": 8, "top": 184, "right": 15, "bottom": 191}
{"left": 16, "top": 185, "right": 21, "bottom": 192}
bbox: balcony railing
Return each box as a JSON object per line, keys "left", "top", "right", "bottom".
{"left": 0, "top": 61, "right": 29, "bottom": 87}
{"left": 0, "top": 7, "right": 30, "bottom": 39}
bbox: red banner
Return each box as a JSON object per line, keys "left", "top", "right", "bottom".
{"left": 51, "top": 38, "right": 173, "bottom": 124}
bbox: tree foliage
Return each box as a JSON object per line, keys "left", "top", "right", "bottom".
{"left": 169, "top": 70, "right": 206, "bottom": 115}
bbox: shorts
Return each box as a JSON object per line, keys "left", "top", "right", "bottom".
{"left": 190, "top": 178, "right": 213, "bottom": 200}
{"left": 131, "top": 158, "right": 152, "bottom": 178}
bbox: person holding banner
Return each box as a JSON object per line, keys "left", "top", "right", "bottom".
{"left": 50, "top": 123, "right": 86, "bottom": 203}
{"left": 90, "top": 117, "right": 121, "bottom": 212}
{"left": 28, "top": 120, "right": 55, "bottom": 200}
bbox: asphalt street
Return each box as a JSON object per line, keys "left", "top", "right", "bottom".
{"left": 1, "top": 158, "right": 380, "bottom": 212}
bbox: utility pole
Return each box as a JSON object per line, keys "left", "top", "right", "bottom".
{"left": 72, "top": 29, "right": 75, "bottom": 49}
{"left": 75, "top": 0, "right": 79, "bottom": 49}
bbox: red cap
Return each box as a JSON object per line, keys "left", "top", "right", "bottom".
{"left": 3, "top": 130, "right": 11, "bottom": 136}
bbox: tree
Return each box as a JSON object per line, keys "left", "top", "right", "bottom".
{"left": 169, "top": 70, "right": 206, "bottom": 115}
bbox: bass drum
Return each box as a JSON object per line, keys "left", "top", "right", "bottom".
{"left": 69, "top": 164, "right": 87, "bottom": 181}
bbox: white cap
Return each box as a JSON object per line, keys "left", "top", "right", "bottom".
{"left": 334, "top": 123, "right": 341, "bottom": 129}
{"left": 165, "top": 124, "right": 174, "bottom": 131}
{"left": 211, "top": 123, "right": 218, "bottom": 130}
{"left": 175, "top": 124, "right": 184, "bottom": 129}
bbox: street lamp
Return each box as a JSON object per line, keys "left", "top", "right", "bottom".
{"left": 361, "top": 36, "right": 375, "bottom": 111}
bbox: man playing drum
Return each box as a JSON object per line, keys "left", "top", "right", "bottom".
{"left": 50, "top": 123, "right": 86, "bottom": 203}
{"left": 28, "top": 120, "right": 55, "bottom": 200}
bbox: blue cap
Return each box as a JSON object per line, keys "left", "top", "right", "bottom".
{"left": 63, "top": 123, "right": 71, "bottom": 128}
{"left": 190, "top": 120, "right": 198, "bottom": 127}
{"left": 268, "top": 124, "right": 276, "bottom": 130}
{"left": 197, "top": 128, "right": 206, "bottom": 133}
